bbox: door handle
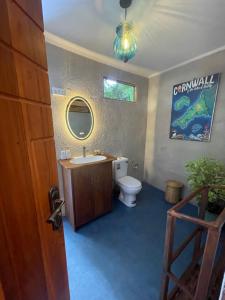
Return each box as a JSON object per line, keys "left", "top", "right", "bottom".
{"left": 47, "top": 186, "right": 64, "bottom": 230}
{"left": 47, "top": 199, "right": 65, "bottom": 230}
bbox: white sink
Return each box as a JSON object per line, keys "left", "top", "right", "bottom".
{"left": 70, "top": 155, "right": 107, "bottom": 165}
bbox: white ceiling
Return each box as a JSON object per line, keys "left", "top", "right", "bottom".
{"left": 42, "top": 0, "right": 225, "bottom": 77}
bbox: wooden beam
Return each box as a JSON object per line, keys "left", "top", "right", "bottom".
{"left": 160, "top": 214, "right": 176, "bottom": 300}
{"left": 194, "top": 229, "right": 220, "bottom": 299}
{"left": 172, "top": 227, "right": 202, "bottom": 263}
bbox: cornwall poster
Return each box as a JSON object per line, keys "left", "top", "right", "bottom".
{"left": 170, "top": 73, "right": 220, "bottom": 142}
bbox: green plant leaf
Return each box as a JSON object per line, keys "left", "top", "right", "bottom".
{"left": 185, "top": 157, "right": 225, "bottom": 203}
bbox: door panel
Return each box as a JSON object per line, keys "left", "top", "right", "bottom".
{"left": 23, "top": 103, "right": 46, "bottom": 139}
{"left": 0, "top": 1, "right": 70, "bottom": 299}
{"left": 0, "top": 97, "right": 48, "bottom": 300}
{"left": 0, "top": 0, "right": 11, "bottom": 45}
{"left": 0, "top": 212, "right": 20, "bottom": 300}
{"left": 14, "top": 0, "right": 44, "bottom": 29}
{"left": 14, "top": 52, "right": 51, "bottom": 103}
{"left": 0, "top": 44, "right": 18, "bottom": 96}
{"left": 8, "top": 1, "right": 47, "bottom": 68}
{"left": 22, "top": 102, "right": 54, "bottom": 140}
{"left": 15, "top": 52, "right": 40, "bottom": 100}
{"left": 30, "top": 139, "right": 70, "bottom": 300}
{"left": 0, "top": 282, "right": 6, "bottom": 300}
{"left": 38, "top": 70, "right": 51, "bottom": 104}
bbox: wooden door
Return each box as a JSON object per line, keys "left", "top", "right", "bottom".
{"left": 0, "top": 1, "right": 70, "bottom": 299}
{"left": 0, "top": 282, "right": 5, "bottom": 300}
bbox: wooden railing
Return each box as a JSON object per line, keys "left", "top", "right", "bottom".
{"left": 160, "top": 185, "right": 225, "bottom": 300}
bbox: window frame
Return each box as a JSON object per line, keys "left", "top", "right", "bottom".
{"left": 103, "top": 77, "right": 137, "bottom": 103}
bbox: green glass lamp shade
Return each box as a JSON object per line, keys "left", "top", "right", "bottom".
{"left": 113, "top": 22, "right": 137, "bottom": 63}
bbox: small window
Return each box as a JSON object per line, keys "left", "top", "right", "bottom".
{"left": 103, "top": 78, "right": 136, "bottom": 102}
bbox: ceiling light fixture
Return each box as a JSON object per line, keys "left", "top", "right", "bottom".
{"left": 113, "top": 0, "right": 137, "bottom": 63}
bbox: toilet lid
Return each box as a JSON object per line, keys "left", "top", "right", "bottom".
{"left": 117, "top": 176, "right": 142, "bottom": 188}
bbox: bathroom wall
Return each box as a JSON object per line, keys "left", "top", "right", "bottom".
{"left": 144, "top": 50, "right": 225, "bottom": 192}
{"left": 46, "top": 43, "right": 148, "bottom": 196}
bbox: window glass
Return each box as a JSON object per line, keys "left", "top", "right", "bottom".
{"left": 103, "top": 78, "right": 135, "bottom": 102}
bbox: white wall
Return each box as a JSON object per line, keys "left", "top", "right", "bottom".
{"left": 144, "top": 50, "right": 225, "bottom": 192}
{"left": 46, "top": 43, "right": 149, "bottom": 197}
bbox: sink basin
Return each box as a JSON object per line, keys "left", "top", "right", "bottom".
{"left": 70, "top": 155, "right": 107, "bottom": 165}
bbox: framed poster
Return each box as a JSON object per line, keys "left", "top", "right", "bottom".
{"left": 170, "top": 73, "right": 220, "bottom": 142}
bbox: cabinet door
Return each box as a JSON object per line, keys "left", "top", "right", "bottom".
{"left": 92, "top": 162, "right": 113, "bottom": 218}
{"left": 72, "top": 167, "right": 95, "bottom": 227}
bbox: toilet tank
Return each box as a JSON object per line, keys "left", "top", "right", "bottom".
{"left": 113, "top": 157, "right": 128, "bottom": 181}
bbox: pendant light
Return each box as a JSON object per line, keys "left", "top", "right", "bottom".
{"left": 113, "top": 0, "right": 137, "bottom": 63}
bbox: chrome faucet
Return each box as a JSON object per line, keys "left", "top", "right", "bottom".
{"left": 82, "top": 146, "right": 86, "bottom": 157}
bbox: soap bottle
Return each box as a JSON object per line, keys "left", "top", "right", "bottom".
{"left": 60, "top": 149, "right": 67, "bottom": 160}
{"left": 65, "top": 147, "right": 71, "bottom": 159}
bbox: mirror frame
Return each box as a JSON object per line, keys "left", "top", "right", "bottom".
{"left": 66, "top": 96, "right": 94, "bottom": 140}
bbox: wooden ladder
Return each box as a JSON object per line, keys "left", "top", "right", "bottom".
{"left": 160, "top": 185, "right": 225, "bottom": 300}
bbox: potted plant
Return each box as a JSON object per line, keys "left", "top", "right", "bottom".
{"left": 185, "top": 157, "right": 225, "bottom": 216}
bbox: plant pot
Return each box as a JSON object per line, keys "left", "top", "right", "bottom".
{"left": 201, "top": 199, "right": 225, "bottom": 222}
{"left": 207, "top": 199, "right": 225, "bottom": 215}
{"left": 204, "top": 210, "right": 217, "bottom": 222}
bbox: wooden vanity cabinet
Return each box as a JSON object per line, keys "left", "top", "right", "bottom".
{"left": 61, "top": 160, "right": 113, "bottom": 230}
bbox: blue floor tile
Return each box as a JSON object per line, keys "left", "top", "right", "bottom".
{"left": 64, "top": 183, "right": 198, "bottom": 300}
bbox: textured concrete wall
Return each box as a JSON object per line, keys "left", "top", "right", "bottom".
{"left": 46, "top": 44, "right": 148, "bottom": 196}
{"left": 144, "top": 50, "right": 225, "bottom": 192}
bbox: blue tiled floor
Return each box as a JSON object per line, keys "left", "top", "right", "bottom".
{"left": 64, "top": 183, "right": 198, "bottom": 300}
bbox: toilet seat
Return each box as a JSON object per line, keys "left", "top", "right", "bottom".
{"left": 113, "top": 158, "right": 142, "bottom": 208}
{"left": 117, "top": 176, "right": 142, "bottom": 189}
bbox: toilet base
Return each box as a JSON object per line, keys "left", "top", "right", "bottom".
{"left": 119, "top": 191, "right": 137, "bottom": 208}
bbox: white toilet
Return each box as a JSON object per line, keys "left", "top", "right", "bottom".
{"left": 113, "top": 157, "right": 142, "bottom": 207}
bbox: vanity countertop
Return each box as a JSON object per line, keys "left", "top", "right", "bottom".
{"left": 59, "top": 153, "right": 116, "bottom": 169}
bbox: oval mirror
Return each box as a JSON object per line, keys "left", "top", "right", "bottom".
{"left": 66, "top": 97, "right": 94, "bottom": 140}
